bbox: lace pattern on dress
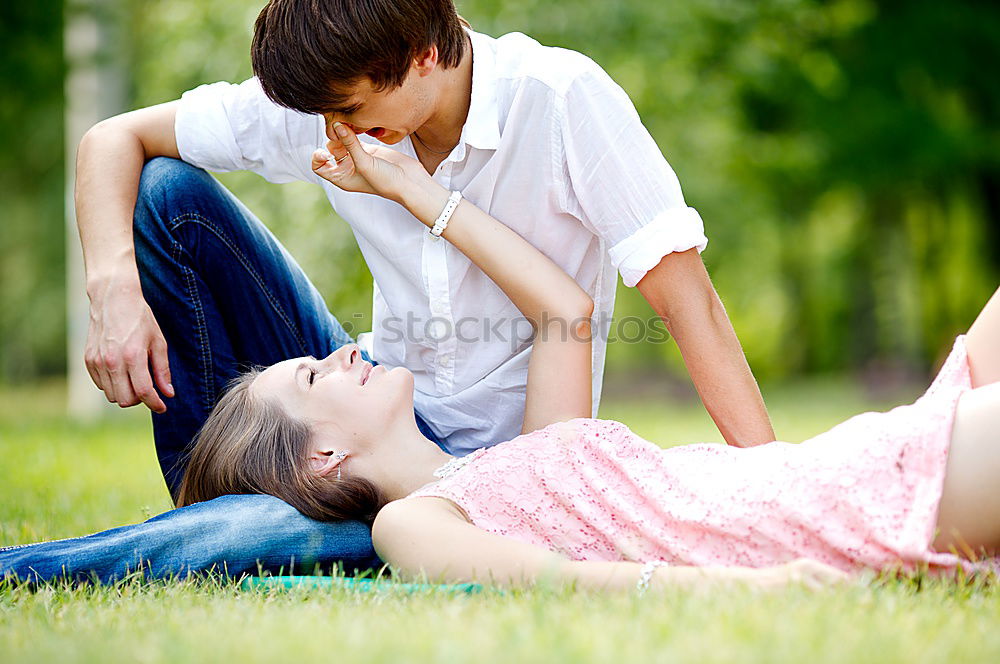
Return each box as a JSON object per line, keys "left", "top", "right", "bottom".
{"left": 406, "top": 338, "right": 996, "bottom": 574}
{"left": 433, "top": 448, "right": 490, "bottom": 479}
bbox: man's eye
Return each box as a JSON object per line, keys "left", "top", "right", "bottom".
{"left": 308, "top": 369, "right": 317, "bottom": 385}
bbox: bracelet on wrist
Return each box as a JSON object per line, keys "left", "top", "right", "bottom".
{"left": 636, "top": 560, "right": 668, "bottom": 595}
{"left": 429, "top": 190, "right": 463, "bottom": 239}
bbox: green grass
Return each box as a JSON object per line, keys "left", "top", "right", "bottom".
{"left": 1, "top": 380, "right": 998, "bottom": 663}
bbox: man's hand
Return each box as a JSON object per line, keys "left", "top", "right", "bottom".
{"left": 84, "top": 276, "right": 174, "bottom": 413}
{"left": 74, "top": 102, "right": 181, "bottom": 414}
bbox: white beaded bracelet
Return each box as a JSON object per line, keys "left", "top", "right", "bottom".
{"left": 430, "top": 190, "right": 463, "bottom": 239}
{"left": 636, "top": 560, "right": 668, "bottom": 594}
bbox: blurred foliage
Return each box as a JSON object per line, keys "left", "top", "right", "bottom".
{"left": 0, "top": 2, "right": 66, "bottom": 379}
{"left": 1, "top": 0, "right": 997, "bottom": 383}
{"left": 124, "top": 0, "right": 375, "bottom": 340}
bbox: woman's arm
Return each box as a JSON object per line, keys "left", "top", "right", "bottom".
{"left": 314, "top": 124, "right": 594, "bottom": 433}
{"left": 373, "top": 498, "right": 848, "bottom": 592}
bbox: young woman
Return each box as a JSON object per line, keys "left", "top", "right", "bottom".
{"left": 177, "top": 122, "right": 1000, "bottom": 593}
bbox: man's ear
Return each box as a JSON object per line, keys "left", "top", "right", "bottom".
{"left": 310, "top": 448, "right": 349, "bottom": 477}
{"left": 413, "top": 45, "right": 439, "bottom": 76}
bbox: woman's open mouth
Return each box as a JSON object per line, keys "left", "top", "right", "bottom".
{"left": 365, "top": 127, "right": 386, "bottom": 140}
{"left": 361, "top": 363, "right": 373, "bottom": 385}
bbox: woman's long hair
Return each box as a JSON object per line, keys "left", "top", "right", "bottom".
{"left": 175, "top": 371, "right": 388, "bottom": 524}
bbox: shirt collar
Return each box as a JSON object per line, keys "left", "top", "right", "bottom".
{"left": 459, "top": 29, "right": 501, "bottom": 153}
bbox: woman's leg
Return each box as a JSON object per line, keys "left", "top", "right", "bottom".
{"left": 934, "top": 286, "right": 1000, "bottom": 556}
{"left": 965, "top": 286, "right": 1000, "bottom": 388}
{"left": 933, "top": 381, "right": 1000, "bottom": 556}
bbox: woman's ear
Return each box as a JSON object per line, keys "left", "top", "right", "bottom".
{"left": 310, "top": 449, "right": 349, "bottom": 477}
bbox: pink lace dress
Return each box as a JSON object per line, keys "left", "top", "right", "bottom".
{"left": 409, "top": 336, "right": 994, "bottom": 573}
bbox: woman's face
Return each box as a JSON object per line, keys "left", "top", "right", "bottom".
{"left": 251, "top": 345, "right": 414, "bottom": 447}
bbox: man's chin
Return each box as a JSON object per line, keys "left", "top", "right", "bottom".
{"left": 374, "top": 131, "right": 404, "bottom": 145}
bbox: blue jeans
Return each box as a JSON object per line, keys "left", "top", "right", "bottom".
{"left": 0, "top": 158, "right": 445, "bottom": 583}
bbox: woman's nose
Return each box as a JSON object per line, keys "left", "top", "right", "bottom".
{"left": 327, "top": 344, "right": 360, "bottom": 369}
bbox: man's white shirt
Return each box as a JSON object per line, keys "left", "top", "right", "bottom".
{"left": 175, "top": 29, "right": 708, "bottom": 455}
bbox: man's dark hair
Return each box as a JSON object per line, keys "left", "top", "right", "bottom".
{"left": 252, "top": 0, "right": 469, "bottom": 115}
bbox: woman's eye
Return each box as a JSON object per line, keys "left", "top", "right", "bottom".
{"left": 308, "top": 369, "right": 317, "bottom": 385}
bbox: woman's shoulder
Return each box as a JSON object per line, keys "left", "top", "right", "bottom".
{"left": 376, "top": 495, "right": 468, "bottom": 525}
{"left": 372, "top": 496, "right": 474, "bottom": 568}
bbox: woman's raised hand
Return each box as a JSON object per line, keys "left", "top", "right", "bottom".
{"left": 312, "top": 122, "right": 432, "bottom": 204}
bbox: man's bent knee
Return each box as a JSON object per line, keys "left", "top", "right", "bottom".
{"left": 139, "top": 156, "right": 205, "bottom": 195}
{"left": 135, "top": 157, "right": 217, "bottom": 228}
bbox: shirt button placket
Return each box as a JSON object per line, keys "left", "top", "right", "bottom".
{"left": 426, "top": 167, "right": 456, "bottom": 394}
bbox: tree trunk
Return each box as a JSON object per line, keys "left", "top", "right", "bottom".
{"left": 65, "top": 0, "right": 126, "bottom": 417}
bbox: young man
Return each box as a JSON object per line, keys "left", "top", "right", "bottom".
{"left": 1, "top": 0, "right": 772, "bottom": 582}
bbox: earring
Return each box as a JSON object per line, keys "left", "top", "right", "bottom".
{"left": 334, "top": 450, "right": 348, "bottom": 480}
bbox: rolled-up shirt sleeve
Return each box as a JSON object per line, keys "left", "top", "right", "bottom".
{"left": 557, "top": 63, "right": 708, "bottom": 288}
{"left": 174, "top": 77, "right": 325, "bottom": 185}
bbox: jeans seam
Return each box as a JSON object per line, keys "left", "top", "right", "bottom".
{"left": 173, "top": 240, "right": 216, "bottom": 411}
{"left": 0, "top": 542, "right": 42, "bottom": 552}
{"left": 167, "top": 212, "right": 311, "bottom": 354}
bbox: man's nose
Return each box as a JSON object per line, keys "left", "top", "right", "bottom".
{"left": 325, "top": 119, "right": 363, "bottom": 139}
{"left": 323, "top": 115, "right": 343, "bottom": 139}
{"left": 323, "top": 118, "right": 338, "bottom": 141}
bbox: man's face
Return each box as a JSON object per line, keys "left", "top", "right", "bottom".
{"left": 321, "top": 71, "right": 434, "bottom": 146}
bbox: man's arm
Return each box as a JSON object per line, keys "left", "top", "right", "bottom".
{"left": 636, "top": 249, "right": 774, "bottom": 447}
{"left": 75, "top": 102, "right": 181, "bottom": 413}
{"left": 549, "top": 65, "right": 771, "bottom": 445}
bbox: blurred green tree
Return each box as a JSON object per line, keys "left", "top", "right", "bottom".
{"left": 0, "top": 1, "right": 66, "bottom": 380}
{"left": 465, "top": 0, "right": 999, "bottom": 376}
{"left": 1, "top": 0, "right": 997, "bottom": 384}
{"left": 728, "top": 0, "right": 1000, "bottom": 373}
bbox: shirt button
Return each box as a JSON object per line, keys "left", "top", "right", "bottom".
{"left": 427, "top": 319, "right": 448, "bottom": 340}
